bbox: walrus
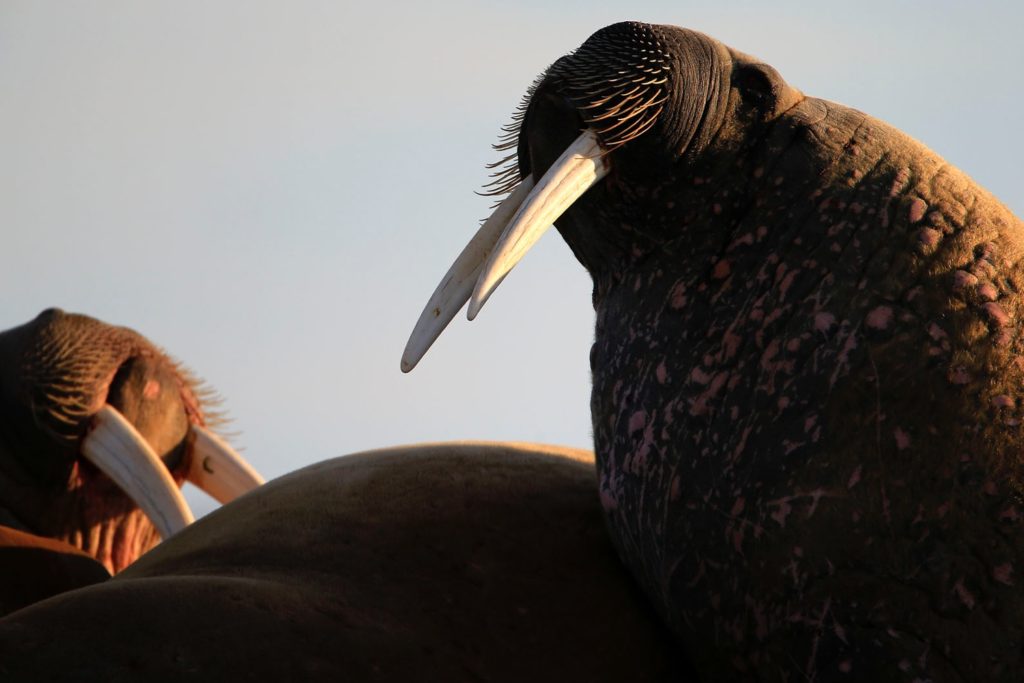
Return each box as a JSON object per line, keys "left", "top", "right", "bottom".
{"left": 0, "top": 444, "right": 687, "bottom": 681}
{"left": 405, "top": 22, "right": 1024, "bottom": 681}
{"left": 0, "top": 309, "right": 264, "bottom": 576}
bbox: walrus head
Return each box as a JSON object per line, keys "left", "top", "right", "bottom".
{"left": 402, "top": 21, "right": 803, "bottom": 369}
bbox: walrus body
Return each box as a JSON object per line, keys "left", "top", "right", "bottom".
{"left": 407, "top": 21, "right": 1024, "bottom": 681}
{"left": 0, "top": 444, "right": 685, "bottom": 681}
{"left": 590, "top": 95, "right": 1024, "bottom": 679}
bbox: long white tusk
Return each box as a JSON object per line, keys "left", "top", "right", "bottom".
{"left": 186, "top": 424, "right": 265, "bottom": 504}
{"left": 401, "top": 176, "right": 536, "bottom": 373}
{"left": 81, "top": 405, "right": 195, "bottom": 540}
{"left": 467, "top": 129, "right": 609, "bottom": 320}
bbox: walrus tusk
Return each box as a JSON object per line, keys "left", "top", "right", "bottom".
{"left": 81, "top": 405, "right": 195, "bottom": 540}
{"left": 186, "top": 424, "right": 265, "bottom": 504}
{"left": 467, "top": 128, "right": 609, "bottom": 320}
{"left": 401, "top": 177, "right": 536, "bottom": 373}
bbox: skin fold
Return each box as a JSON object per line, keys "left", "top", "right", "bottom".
{"left": 0, "top": 444, "right": 689, "bottom": 682}
{"left": 0, "top": 308, "right": 218, "bottom": 575}
{"left": 465, "top": 22, "right": 1023, "bottom": 682}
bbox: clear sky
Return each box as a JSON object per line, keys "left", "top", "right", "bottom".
{"left": 2, "top": 1, "right": 1021, "bottom": 517}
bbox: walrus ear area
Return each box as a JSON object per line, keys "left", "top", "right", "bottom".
{"left": 732, "top": 61, "right": 799, "bottom": 121}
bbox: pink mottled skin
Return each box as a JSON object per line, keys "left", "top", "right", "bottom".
{"left": 524, "top": 22, "right": 1024, "bottom": 682}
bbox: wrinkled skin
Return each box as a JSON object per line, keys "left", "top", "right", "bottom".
{"left": 513, "top": 23, "right": 1024, "bottom": 681}
{"left": 0, "top": 444, "right": 689, "bottom": 682}
{"left": 0, "top": 308, "right": 214, "bottom": 574}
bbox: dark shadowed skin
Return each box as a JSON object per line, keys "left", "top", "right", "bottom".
{"left": 0, "top": 525, "right": 110, "bottom": 616}
{"left": 0, "top": 444, "right": 690, "bottom": 682}
{"left": 0, "top": 308, "right": 215, "bottom": 574}
{"left": 510, "top": 22, "right": 1023, "bottom": 681}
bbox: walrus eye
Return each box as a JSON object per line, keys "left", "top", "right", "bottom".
{"left": 402, "top": 129, "right": 609, "bottom": 372}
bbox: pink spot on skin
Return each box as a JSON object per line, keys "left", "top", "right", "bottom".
{"left": 804, "top": 415, "right": 818, "bottom": 433}
{"left": 777, "top": 396, "right": 790, "bottom": 410}
{"left": 712, "top": 259, "right": 731, "bottom": 279}
{"left": 713, "top": 203, "right": 722, "bottom": 215}
{"left": 893, "top": 428, "right": 911, "bottom": 450}
{"left": 984, "top": 480, "right": 998, "bottom": 496}
{"left": 599, "top": 488, "right": 618, "bottom": 511}
{"left": 993, "top": 563, "right": 1014, "bottom": 586}
{"left": 770, "top": 499, "right": 792, "bottom": 527}
{"left": 992, "top": 394, "right": 1015, "bottom": 409}
{"left": 670, "top": 476, "right": 681, "bottom": 501}
{"left": 927, "top": 322, "right": 948, "bottom": 340}
{"left": 728, "top": 233, "right": 755, "bottom": 251}
{"left": 949, "top": 366, "right": 971, "bottom": 385}
{"left": 865, "top": 305, "right": 894, "bottom": 330}
{"left": 783, "top": 439, "right": 803, "bottom": 454}
{"left": 838, "top": 661, "right": 852, "bottom": 673}
{"left": 730, "top": 497, "right": 745, "bottom": 517}
{"left": 917, "top": 227, "right": 941, "bottom": 250}
{"left": 778, "top": 269, "right": 799, "bottom": 299}
{"left": 907, "top": 197, "right": 927, "bottom": 223}
{"left": 950, "top": 270, "right": 974, "bottom": 290}
{"left": 689, "top": 371, "right": 729, "bottom": 417}
{"left": 142, "top": 380, "right": 161, "bottom": 400}
{"left": 721, "top": 330, "right": 742, "bottom": 360}
{"left": 690, "top": 367, "right": 713, "bottom": 385}
{"left": 814, "top": 312, "right": 836, "bottom": 333}
{"left": 847, "top": 465, "right": 862, "bottom": 489}
{"left": 628, "top": 411, "right": 646, "bottom": 435}
{"left": 786, "top": 337, "right": 801, "bottom": 352}
{"left": 669, "top": 282, "right": 687, "bottom": 310}
{"left": 978, "top": 282, "right": 998, "bottom": 301}
{"left": 983, "top": 302, "right": 1010, "bottom": 327}
{"left": 953, "top": 579, "right": 976, "bottom": 610}
{"left": 655, "top": 360, "right": 668, "bottom": 385}
{"left": 760, "top": 338, "right": 780, "bottom": 369}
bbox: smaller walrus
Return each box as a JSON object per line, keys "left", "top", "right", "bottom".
{"left": 406, "top": 22, "right": 1024, "bottom": 681}
{"left": 0, "top": 308, "right": 263, "bottom": 575}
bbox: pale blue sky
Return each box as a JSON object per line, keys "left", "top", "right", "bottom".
{"left": 2, "top": 2, "right": 1021, "bottom": 516}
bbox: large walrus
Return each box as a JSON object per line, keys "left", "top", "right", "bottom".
{"left": 405, "top": 21, "right": 1024, "bottom": 681}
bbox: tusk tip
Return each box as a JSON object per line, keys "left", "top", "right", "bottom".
{"left": 400, "top": 358, "right": 415, "bottom": 373}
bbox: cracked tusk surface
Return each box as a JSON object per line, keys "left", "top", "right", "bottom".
{"left": 81, "top": 405, "right": 195, "bottom": 540}
{"left": 467, "top": 129, "right": 609, "bottom": 320}
{"left": 186, "top": 424, "right": 265, "bottom": 505}
{"left": 401, "top": 177, "right": 535, "bottom": 373}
